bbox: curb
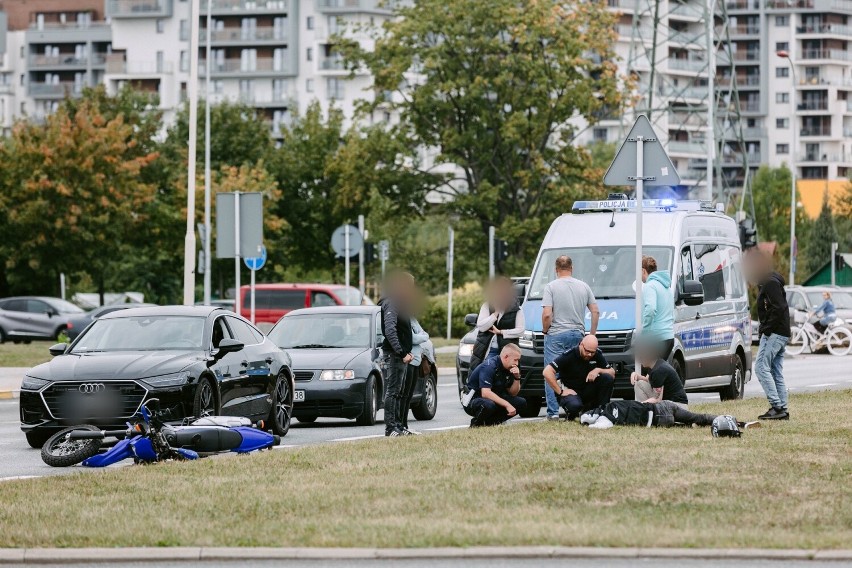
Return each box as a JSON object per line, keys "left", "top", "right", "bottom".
{"left": 0, "top": 547, "right": 850, "bottom": 563}
{"left": 0, "top": 390, "right": 19, "bottom": 400}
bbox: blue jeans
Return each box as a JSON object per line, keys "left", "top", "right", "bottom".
{"left": 543, "top": 329, "right": 584, "bottom": 416}
{"left": 755, "top": 333, "right": 788, "bottom": 410}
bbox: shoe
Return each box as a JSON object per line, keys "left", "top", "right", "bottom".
{"left": 589, "top": 416, "right": 614, "bottom": 430}
{"left": 758, "top": 407, "right": 789, "bottom": 420}
{"left": 546, "top": 414, "right": 561, "bottom": 422}
{"left": 739, "top": 421, "right": 761, "bottom": 429}
{"left": 403, "top": 428, "right": 422, "bottom": 435}
{"left": 386, "top": 428, "right": 404, "bottom": 437}
{"left": 580, "top": 412, "right": 600, "bottom": 425}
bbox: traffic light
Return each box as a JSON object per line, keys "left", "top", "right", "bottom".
{"left": 364, "top": 242, "right": 376, "bottom": 264}
{"left": 738, "top": 218, "right": 757, "bottom": 250}
{"left": 495, "top": 239, "right": 510, "bottom": 262}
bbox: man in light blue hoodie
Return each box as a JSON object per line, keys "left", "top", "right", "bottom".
{"left": 640, "top": 256, "right": 675, "bottom": 361}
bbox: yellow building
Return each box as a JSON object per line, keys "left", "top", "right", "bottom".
{"left": 797, "top": 180, "right": 848, "bottom": 220}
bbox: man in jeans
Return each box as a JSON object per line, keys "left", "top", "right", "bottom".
{"left": 541, "top": 255, "right": 599, "bottom": 420}
{"left": 749, "top": 251, "right": 791, "bottom": 420}
{"left": 379, "top": 271, "right": 415, "bottom": 436}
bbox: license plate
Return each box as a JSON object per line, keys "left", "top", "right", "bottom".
{"left": 294, "top": 390, "right": 305, "bottom": 402}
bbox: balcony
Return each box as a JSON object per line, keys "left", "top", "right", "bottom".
{"left": 721, "top": 152, "right": 761, "bottom": 164}
{"left": 797, "top": 23, "right": 852, "bottom": 37}
{"left": 29, "top": 81, "right": 83, "bottom": 98}
{"left": 106, "top": 58, "right": 174, "bottom": 74}
{"left": 29, "top": 54, "right": 106, "bottom": 68}
{"left": 238, "top": 92, "right": 295, "bottom": 107}
{"left": 718, "top": 100, "right": 761, "bottom": 112}
{"left": 727, "top": 24, "right": 760, "bottom": 35}
{"left": 801, "top": 49, "right": 852, "bottom": 61}
{"left": 659, "top": 85, "right": 709, "bottom": 100}
{"left": 717, "top": 75, "right": 761, "bottom": 87}
{"left": 316, "top": 0, "right": 397, "bottom": 13}
{"left": 796, "top": 152, "right": 850, "bottom": 162}
{"left": 668, "top": 111, "right": 707, "bottom": 128}
{"left": 106, "top": 0, "right": 173, "bottom": 18}
{"left": 320, "top": 55, "right": 346, "bottom": 71}
{"left": 607, "top": 0, "right": 637, "bottom": 10}
{"left": 800, "top": 126, "right": 832, "bottom": 136}
{"left": 201, "top": 0, "right": 289, "bottom": 13}
{"left": 200, "top": 26, "right": 288, "bottom": 44}
{"left": 742, "top": 126, "right": 767, "bottom": 138}
{"left": 199, "top": 57, "right": 293, "bottom": 76}
{"left": 725, "top": 0, "right": 759, "bottom": 9}
{"left": 26, "top": 21, "right": 111, "bottom": 43}
{"left": 668, "top": 140, "right": 707, "bottom": 154}
{"left": 670, "top": 2, "right": 704, "bottom": 19}
{"left": 668, "top": 58, "right": 707, "bottom": 72}
{"left": 798, "top": 100, "right": 829, "bottom": 111}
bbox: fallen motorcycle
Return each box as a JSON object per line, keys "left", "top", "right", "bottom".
{"left": 41, "top": 399, "right": 280, "bottom": 467}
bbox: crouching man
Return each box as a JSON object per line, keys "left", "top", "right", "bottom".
{"left": 464, "top": 344, "right": 526, "bottom": 427}
{"left": 542, "top": 335, "right": 615, "bottom": 420}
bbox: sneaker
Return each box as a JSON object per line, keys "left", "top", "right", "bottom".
{"left": 403, "top": 428, "right": 422, "bottom": 435}
{"left": 546, "top": 414, "right": 562, "bottom": 422}
{"left": 580, "top": 412, "right": 600, "bottom": 425}
{"left": 589, "top": 416, "right": 614, "bottom": 430}
{"left": 758, "top": 407, "right": 789, "bottom": 420}
{"left": 739, "top": 421, "right": 761, "bottom": 429}
{"left": 386, "top": 428, "right": 404, "bottom": 437}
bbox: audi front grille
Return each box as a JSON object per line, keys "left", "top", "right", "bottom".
{"left": 40, "top": 381, "right": 147, "bottom": 420}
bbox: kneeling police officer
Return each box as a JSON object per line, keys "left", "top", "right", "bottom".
{"left": 463, "top": 343, "right": 526, "bottom": 427}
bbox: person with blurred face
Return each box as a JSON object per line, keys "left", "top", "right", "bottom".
{"left": 630, "top": 339, "right": 688, "bottom": 408}
{"left": 814, "top": 291, "right": 836, "bottom": 334}
{"left": 469, "top": 277, "right": 525, "bottom": 372}
{"left": 542, "top": 335, "right": 614, "bottom": 421}
{"left": 464, "top": 343, "right": 526, "bottom": 427}
{"left": 747, "top": 251, "right": 791, "bottom": 421}
{"left": 379, "top": 270, "right": 417, "bottom": 436}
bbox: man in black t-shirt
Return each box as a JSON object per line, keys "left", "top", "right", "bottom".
{"left": 542, "top": 335, "right": 615, "bottom": 420}
{"left": 631, "top": 343, "right": 688, "bottom": 408}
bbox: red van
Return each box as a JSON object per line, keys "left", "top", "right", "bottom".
{"left": 239, "top": 284, "right": 365, "bottom": 326}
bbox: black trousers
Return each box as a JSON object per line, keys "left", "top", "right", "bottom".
{"left": 399, "top": 364, "right": 418, "bottom": 429}
{"left": 465, "top": 395, "right": 527, "bottom": 426}
{"left": 559, "top": 375, "right": 615, "bottom": 419}
{"left": 382, "top": 353, "right": 407, "bottom": 433}
{"left": 652, "top": 401, "right": 715, "bottom": 427}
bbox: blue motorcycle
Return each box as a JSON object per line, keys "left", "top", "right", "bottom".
{"left": 41, "top": 399, "right": 280, "bottom": 467}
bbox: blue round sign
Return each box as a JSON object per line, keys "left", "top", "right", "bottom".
{"left": 244, "top": 245, "right": 267, "bottom": 271}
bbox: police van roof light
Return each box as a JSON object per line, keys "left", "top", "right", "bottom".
{"left": 571, "top": 198, "right": 722, "bottom": 214}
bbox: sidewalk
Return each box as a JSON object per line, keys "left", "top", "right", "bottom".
{"left": 0, "top": 368, "right": 26, "bottom": 399}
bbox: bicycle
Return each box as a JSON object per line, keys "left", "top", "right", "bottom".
{"left": 785, "top": 314, "right": 852, "bottom": 357}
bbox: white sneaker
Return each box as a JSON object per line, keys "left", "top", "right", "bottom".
{"left": 589, "top": 416, "right": 614, "bottom": 430}
{"left": 403, "top": 428, "right": 422, "bottom": 435}
{"left": 580, "top": 412, "right": 600, "bottom": 425}
{"left": 546, "top": 414, "right": 562, "bottom": 422}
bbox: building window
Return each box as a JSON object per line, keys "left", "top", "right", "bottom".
{"left": 179, "top": 19, "right": 188, "bottom": 41}
{"left": 775, "top": 15, "right": 788, "bottom": 26}
{"left": 776, "top": 42, "right": 789, "bottom": 52}
{"left": 156, "top": 19, "right": 165, "bottom": 33}
{"left": 776, "top": 144, "right": 789, "bottom": 154}
{"left": 327, "top": 78, "right": 343, "bottom": 100}
{"left": 306, "top": 78, "right": 314, "bottom": 92}
{"left": 776, "top": 67, "right": 789, "bottom": 78}
{"left": 776, "top": 92, "right": 789, "bottom": 103}
{"left": 180, "top": 50, "right": 189, "bottom": 72}
{"left": 306, "top": 47, "right": 313, "bottom": 62}
{"left": 306, "top": 16, "right": 314, "bottom": 30}
{"left": 776, "top": 118, "right": 789, "bottom": 128}
{"left": 593, "top": 128, "right": 607, "bottom": 142}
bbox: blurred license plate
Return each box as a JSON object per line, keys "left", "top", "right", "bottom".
{"left": 294, "top": 390, "right": 305, "bottom": 402}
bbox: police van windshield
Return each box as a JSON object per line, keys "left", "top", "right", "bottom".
{"left": 527, "top": 247, "right": 674, "bottom": 300}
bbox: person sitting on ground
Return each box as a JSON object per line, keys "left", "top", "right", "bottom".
{"left": 630, "top": 340, "right": 689, "bottom": 408}
{"left": 464, "top": 343, "right": 526, "bottom": 427}
{"left": 542, "top": 335, "right": 615, "bottom": 421}
{"left": 580, "top": 399, "right": 755, "bottom": 431}
{"left": 813, "top": 291, "right": 836, "bottom": 334}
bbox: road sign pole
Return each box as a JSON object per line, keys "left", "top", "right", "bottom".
{"left": 203, "top": 0, "right": 212, "bottom": 306}
{"left": 344, "top": 224, "right": 350, "bottom": 290}
{"left": 488, "top": 226, "right": 495, "bottom": 279}
{"left": 60, "top": 273, "right": 66, "bottom": 300}
{"left": 831, "top": 242, "right": 838, "bottom": 286}
{"left": 183, "top": 0, "right": 202, "bottom": 306}
{"left": 234, "top": 192, "right": 241, "bottom": 316}
{"left": 250, "top": 265, "right": 256, "bottom": 324}
{"left": 447, "top": 227, "right": 454, "bottom": 341}
{"left": 358, "top": 215, "right": 365, "bottom": 296}
{"left": 634, "top": 137, "right": 645, "bottom": 375}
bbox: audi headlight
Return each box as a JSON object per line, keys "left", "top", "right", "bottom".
{"left": 319, "top": 369, "right": 355, "bottom": 381}
{"left": 519, "top": 331, "right": 534, "bottom": 349}
{"left": 21, "top": 376, "right": 49, "bottom": 390}
{"left": 458, "top": 343, "right": 473, "bottom": 357}
{"left": 141, "top": 372, "right": 189, "bottom": 388}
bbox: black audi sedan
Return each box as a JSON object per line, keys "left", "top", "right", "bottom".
{"left": 19, "top": 306, "right": 294, "bottom": 448}
{"left": 267, "top": 306, "right": 437, "bottom": 426}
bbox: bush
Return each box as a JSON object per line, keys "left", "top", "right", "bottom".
{"left": 420, "top": 282, "right": 484, "bottom": 338}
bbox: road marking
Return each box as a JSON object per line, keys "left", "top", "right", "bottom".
{"left": 809, "top": 383, "right": 838, "bottom": 388}
{"left": 331, "top": 434, "right": 385, "bottom": 442}
{"left": 0, "top": 475, "right": 41, "bottom": 482}
{"left": 424, "top": 425, "right": 468, "bottom": 431}
{"left": 513, "top": 417, "right": 545, "bottom": 422}
{"left": 273, "top": 444, "right": 300, "bottom": 449}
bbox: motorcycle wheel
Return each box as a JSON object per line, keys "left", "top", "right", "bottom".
{"left": 41, "top": 425, "right": 102, "bottom": 467}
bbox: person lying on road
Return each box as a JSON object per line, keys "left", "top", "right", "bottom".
{"left": 542, "top": 335, "right": 615, "bottom": 421}
{"left": 463, "top": 343, "right": 527, "bottom": 427}
{"left": 580, "top": 399, "right": 759, "bottom": 433}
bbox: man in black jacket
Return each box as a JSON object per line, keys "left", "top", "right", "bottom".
{"left": 749, "top": 251, "right": 792, "bottom": 420}
{"left": 379, "top": 271, "right": 416, "bottom": 436}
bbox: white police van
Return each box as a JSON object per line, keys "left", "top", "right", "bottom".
{"left": 515, "top": 197, "right": 752, "bottom": 416}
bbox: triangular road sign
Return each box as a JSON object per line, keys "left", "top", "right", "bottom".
{"left": 604, "top": 115, "right": 681, "bottom": 187}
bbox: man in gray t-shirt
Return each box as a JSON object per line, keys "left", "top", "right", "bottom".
{"left": 541, "top": 255, "right": 599, "bottom": 419}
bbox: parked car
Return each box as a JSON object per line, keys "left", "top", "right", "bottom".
{"left": 786, "top": 286, "right": 852, "bottom": 329}
{"left": 0, "top": 296, "right": 85, "bottom": 343}
{"left": 456, "top": 324, "right": 476, "bottom": 395}
{"left": 19, "top": 306, "right": 294, "bottom": 448}
{"left": 239, "top": 284, "right": 365, "bottom": 327}
{"left": 65, "top": 303, "right": 157, "bottom": 341}
{"left": 266, "top": 306, "right": 438, "bottom": 426}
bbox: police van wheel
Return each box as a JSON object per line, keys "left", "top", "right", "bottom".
{"left": 518, "top": 401, "right": 541, "bottom": 418}
{"left": 672, "top": 357, "right": 686, "bottom": 387}
{"left": 719, "top": 356, "right": 745, "bottom": 401}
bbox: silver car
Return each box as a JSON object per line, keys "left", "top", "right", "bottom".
{"left": 0, "top": 296, "right": 84, "bottom": 342}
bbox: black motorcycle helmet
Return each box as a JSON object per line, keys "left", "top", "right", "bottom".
{"left": 711, "top": 415, "right": 741, "bottom": 438}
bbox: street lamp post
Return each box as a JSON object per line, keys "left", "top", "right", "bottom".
{"left": 778, "top": 50, "right": 797, "bottom": 285}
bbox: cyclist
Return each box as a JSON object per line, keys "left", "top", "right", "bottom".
{"left": 813, "top": 291, "right": 837, "bottom": 335}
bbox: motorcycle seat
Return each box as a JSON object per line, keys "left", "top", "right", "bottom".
{"left": 191, "top": 416, "right": 252, "bottom": 428}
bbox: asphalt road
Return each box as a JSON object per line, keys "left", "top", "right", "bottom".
{"left": 1, "top": 354, "right": 851, "bottom": 480}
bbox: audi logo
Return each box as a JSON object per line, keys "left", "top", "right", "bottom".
{"left": 78, "top": 383, "right": 106, "bottom": 394}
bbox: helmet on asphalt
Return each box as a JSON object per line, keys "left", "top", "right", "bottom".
{"left": 711, "top": 415, "right": 741, "bottom": 438}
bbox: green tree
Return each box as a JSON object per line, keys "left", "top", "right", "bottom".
{"left": 803, "top": 190, "right": 838, "bottom": 277}
{"left": 342, "top": 0, "right": 624, "bottom": 275}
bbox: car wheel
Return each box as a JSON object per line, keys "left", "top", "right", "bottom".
{"left": 672, "top": 356, "right": 686, "bottom": 387}
{"left": 296, "top": 416, "right": 317, "bottom": 424}
{"left": 356, "top": 376, "right": 378, "bottom": 426}
{"left": 54, "top": 326, "right": 66, "bottom": 341}
{"left": 0, "top": 328, "right": 6, "bottom": 344}
{"left": 719, "top": 355, "right": 745, "bottom": 401}
{"left": 268, "top": 372, "right": 293, "bottom": 437}
{"left": 192, "top": 377, "right": 219, "bottom": 418}
{"left": 41, "top": 425, "right": 101, "bottom": 467}
{"left": 25, "top": 430, "right": 52, "bottom": 449}
{"left": 412, "top": 370, "right": 437, "bottom": 421}
{"left": 518, "top": 400, "right": 541, "bottom": 418}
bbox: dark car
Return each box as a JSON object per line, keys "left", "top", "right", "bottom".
{"left": 266, "top": 306, "right": 437, "bottom": 426}
{"left": 65, "top": 303, "right": 157, "bottom": 340}
{"left": 19, "top": 306, "right": 294, "bottom": 448}
{"left": 0, "top": 296, "right": 85, "bottom": 343}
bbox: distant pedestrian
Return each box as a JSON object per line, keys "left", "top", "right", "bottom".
{"left": 747, "top": 252, "right": 791, "bottom": 421}
{"left": 541, "top": 255, "right": 599, "bottom": 420}
{"left": 464, "top": 344, "right": 526, "bottom": 427}
{"left": 379, "top": 270, "right": 416, "bottom": 437}
{"left": 640, "top": 255, "right": 675, "bottom": 361}
{"left": 814, "top": 291, "right": 836, "bottom": 334}
{"left": 469, "top": 277, "right": 525, "bottom": 372}
{"left": 399, "top": 317, "right": 430, "bottom": 435}
{"left": 542, "top": 335, "right": 614, "bottom": 421}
